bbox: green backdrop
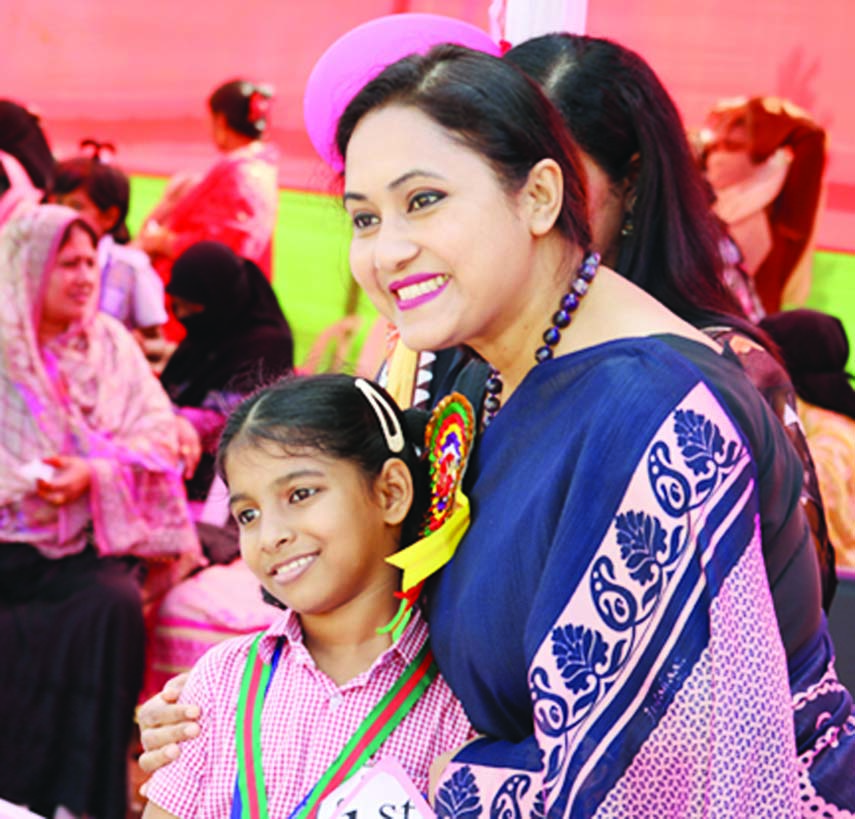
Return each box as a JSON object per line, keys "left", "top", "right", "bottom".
{"left": 128, "top": 175, "right": 855, "bottom": 374}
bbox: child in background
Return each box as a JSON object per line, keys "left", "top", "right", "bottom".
{"left": 49, "top": 144, "right": 170, "bottom": 369}
{"left": 142, "top": 374, "right": 474, "bottom": 819}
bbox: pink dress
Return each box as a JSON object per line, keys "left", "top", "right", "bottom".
{"left": 153, "top": 141, "right": 279, "bottom": 281}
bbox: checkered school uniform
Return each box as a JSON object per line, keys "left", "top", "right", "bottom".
{"left": 145, "top": 606, "right": 474, "bottom": 818}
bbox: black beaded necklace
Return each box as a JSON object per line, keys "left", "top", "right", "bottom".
{"left": 482, "top": 250, "right": 600, "bottom": 429}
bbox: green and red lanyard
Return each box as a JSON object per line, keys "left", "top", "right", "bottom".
{"left": 231, "top": 632, "right": 438, "bottom": 819}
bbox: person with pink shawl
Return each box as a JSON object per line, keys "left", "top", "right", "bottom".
{"left": 0, "top": 204, "right": 202, "bottom": 819}
{"left": 137, "top": 79, "right": 279, "bottom": 341}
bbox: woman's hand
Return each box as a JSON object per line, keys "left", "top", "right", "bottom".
{"left": 138, "top": 221, "right": 178, "bottom": 258}
{"left": 35, "top": 455, "right": 91, "bottom": 505}
{"left": 174, "top": 413, "right": 203, "bottom": 480}
{"left": 137, "top": 673, "right": 201, "bottom": 782}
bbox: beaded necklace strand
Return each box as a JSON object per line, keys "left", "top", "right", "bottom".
{"left": 482, "top": 250, "right": 600, "bottom": 429}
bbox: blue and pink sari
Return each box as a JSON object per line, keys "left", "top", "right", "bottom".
{"left": 428, "top": 337, "right": 804, "bottom": 818}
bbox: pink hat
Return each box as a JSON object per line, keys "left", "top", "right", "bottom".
{"left": 304, "top": 13, "right": 499, "bottom": 172}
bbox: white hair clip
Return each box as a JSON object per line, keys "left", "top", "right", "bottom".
{"left": 354, "top": 378, "right": 405, "bottom": 454}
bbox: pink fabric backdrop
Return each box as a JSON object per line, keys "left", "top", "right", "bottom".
{"left": 2, "top": 0, "right": 851, "bottom": 249}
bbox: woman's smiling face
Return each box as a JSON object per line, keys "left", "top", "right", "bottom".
{"left": 343, "top": 104, "right": 538, "bottom": 356}
{"left": 39, "top": 224, "right": 99, "bottom": 335}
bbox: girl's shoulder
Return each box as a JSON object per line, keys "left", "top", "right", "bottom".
{"left": 181, "top": 629, "right": 276, "bottom": 702}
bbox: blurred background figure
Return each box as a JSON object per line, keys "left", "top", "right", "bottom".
{"left": 160, "top": 240, "right": 294, "bottom": 506}
{"left": 697, "top": 96, "right": 827, "bottom": 314}
{"left": 0, "top": 99, "right": 55, "bottom": 192}
{"left": 0, "top": 150, "right": 42, "bottom": 229}
{"left": 137, "top": 79, "right": 279, "bottom": 339}
{"left": 48, "top": 141, "right": 170, "bottom": 370}
{"left": 759, "top": 308, "right": 855, "bottom": 565}
{"left": 0, "top": 204, "right": 200, "bottom": 819}
{"left": 0, "top": 99, "right": 55, "bottom": 230}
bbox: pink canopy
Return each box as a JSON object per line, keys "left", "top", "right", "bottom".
{"left": 4, "top": 0, "right": 851, "bottom": 250}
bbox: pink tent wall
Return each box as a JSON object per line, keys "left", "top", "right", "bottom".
{"left": 2, "top": 0, "right": 852, "bottom": 249}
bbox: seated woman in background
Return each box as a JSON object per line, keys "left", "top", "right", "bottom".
{"left": 759, "top": 308, "right": 855, "bottom": 565}
{"left": 0, "top": 204, "right": 201, "bottom": 819}
{"left": 137, "top": 78, "right": 279, "bottom": 341}
{"left": 49, "top": 142, "right": 170, "bottom": 369}
{"left": 161, "top": 241, "right": 294, "bottom": 504}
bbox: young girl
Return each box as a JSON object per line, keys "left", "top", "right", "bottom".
{"left": 142, "top": 373, "right": 474, "bottom": 819}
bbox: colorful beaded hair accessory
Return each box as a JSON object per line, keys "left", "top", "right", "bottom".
{"left": 381, "top": 392, "right": 476, "bottom": 640}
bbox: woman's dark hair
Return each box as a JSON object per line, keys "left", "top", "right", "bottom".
{"left": 51, "top": 154, "right": 131, "bottom": 243}
{"left": 0, "top": 100, "right": 55, "bottom": 190}
{"left": 208, "top": 80, "right": 274, "bottom": 140}
{"left": 336, "top": 44, "right": 591, "bottom": 249}
{"left": 504, "top": 34, "right": 763, "bottom": 337}
{"left": 58, "top": 216, "right": 98, "bottom": 251}
{"left": 217, "top": 373, "right": 430, "bottom": 547}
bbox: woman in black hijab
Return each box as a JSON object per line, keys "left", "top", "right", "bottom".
{"left": 161, "top": 241, "right": 293, "bottom": 500}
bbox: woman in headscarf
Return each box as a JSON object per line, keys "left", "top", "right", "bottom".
{"left": 0, "top": 204, "right": 201, "bottom": 819}
{"left": 160, "top": 240, "right": 294, "bottom": 502}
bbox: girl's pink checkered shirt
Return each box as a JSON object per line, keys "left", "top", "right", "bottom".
{"left": 145, "top": 606, "right": 474, "bottom": 818}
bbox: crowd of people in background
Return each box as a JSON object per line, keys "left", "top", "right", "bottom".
{"left": 0, "top": 18, "right": 853, "bottom": 819}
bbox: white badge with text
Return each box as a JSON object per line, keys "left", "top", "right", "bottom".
{"left": 324, "top": 757, "right": 435, "bottom": 819}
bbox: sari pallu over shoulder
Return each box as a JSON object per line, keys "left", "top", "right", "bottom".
{"left": 428, "top": 339, "right": 800, "bottom": 818}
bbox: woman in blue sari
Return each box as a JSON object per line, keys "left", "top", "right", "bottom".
{"left": 331, "top": 45, "right": 802, "bottom": 816}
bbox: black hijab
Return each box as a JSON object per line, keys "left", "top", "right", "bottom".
{"left": 759, "top": 308, "right": 855, "bottom": 420}
{"left": 161, "top": 241, "right": 294, "bottom": 407}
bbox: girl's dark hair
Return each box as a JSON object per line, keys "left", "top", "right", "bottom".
{"left": 51, "top": 154, "right": 131, "bottom": 243}
{"left": 217, "top": 373, "right": 430, "bottom": 547}
{"left": 504, "top": 34, "right": 767, "bottom": 342}
{"left": 335, "top": 44, "right": 591, "bottom": 249}
{"left": 208, "top": 80, "right": 274, "bottom": 140}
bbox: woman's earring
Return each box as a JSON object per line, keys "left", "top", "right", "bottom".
{"left": 620, "top": 209, "right": 634, "bottom": 237}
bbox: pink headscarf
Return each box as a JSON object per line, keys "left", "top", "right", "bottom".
{"left": 0, "top": 204, "right": 201, "bottom": 561}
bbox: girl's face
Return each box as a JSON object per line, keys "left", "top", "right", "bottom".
{"left": 40, "top": 224, "right": 99, "bottom": 334}
{"left": 225, "top": 439, "right": 410, "bottom": 623}
{"left": 343, "top": 104, "right": 540, "bottom": 355}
